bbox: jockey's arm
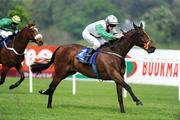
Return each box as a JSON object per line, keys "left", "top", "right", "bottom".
{"left": 95, "top": 24, "right": 115, "bottom": 40}
{"left": 0, "top": 18, "right": 11, "bottom": 28}
{"left": 14, "top": 28, "right": 19, "bottom": 34}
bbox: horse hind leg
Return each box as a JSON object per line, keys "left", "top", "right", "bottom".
{"left": 39, "top": 71, "right": 76, "bottom": 95}
{"left": 38, "top": 77, "right": 60, "bottom": 108}
{"left": 40, "top": 71, "right": 77, "bottom": 108}
{"left": 43, "top": 75, "right": 64, "bottom": 108}
{"left": 9, "top": 64, "right": 25, "bottom": 89}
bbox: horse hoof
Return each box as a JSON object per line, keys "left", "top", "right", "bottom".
{"left": 136, "top": 101, "right": 143, "bottom": 106}
{"left": 0, "top": 80, "right": 4, "bottom": 85}
{"left": 121, "top": 110, "right": 126, "bottom": 113}
{"left": 47, "top": 106, "right": 52, "bottom": 109}
{"left": 9, "top": 85, "right": 16, "bottom": 89}
{"left": 39, "top": 89, "right": 49, "bottom": 95}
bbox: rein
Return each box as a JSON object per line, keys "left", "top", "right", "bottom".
{"left": 99, "top": 32, "right": 134, "bottom": 59}
{"left": 3, "top": 41, "right": 24, "bottom": 55}
{"left": 2, "top": 25, "right": 43, "bottom": 56}
{"left": 105, "top": 52, "right": 124, "bottom": 59}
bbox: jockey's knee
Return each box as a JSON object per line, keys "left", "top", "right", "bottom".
{"left": 93, "top": 43, "right": 101, "bottom": 50}
{"left": 0, "top": 36, "right": 2, "bottom": 40}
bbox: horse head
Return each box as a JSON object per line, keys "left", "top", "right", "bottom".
{"left": 20, "top": 23, "right": 44, "bottom": 46}
{"left": 99, "top": 23, "right": 156, "bottom": 55}
{"left": 129, "top": 22, "right": 156, "bottom": 53}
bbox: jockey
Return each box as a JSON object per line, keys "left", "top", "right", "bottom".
{"left": 82, "top": 14, "right": 123, "bottom": 62}
{"left": 0, "top": 15, "right": 21, "bottom": 42}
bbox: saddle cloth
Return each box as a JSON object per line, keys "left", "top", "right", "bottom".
{"left": 76, "top": 47, "right": 98, "bottom": 78}
{"left": 0, "top": 36, "right": 12, "bottom": 48}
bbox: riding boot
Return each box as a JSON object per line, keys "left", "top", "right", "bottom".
{"left": 84, "top": 49, "right": 96, "bottom": 63}
{"left": 0, "top": 36, "right": 3, "bottom": 42}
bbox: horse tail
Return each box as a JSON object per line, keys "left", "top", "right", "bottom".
{"left": 31, "top": 46, "right": 61, "bottom": 73}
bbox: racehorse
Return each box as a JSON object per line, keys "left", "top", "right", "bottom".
{"left": 0, "top": 23, "right": 43, "bottom": 89}
{"left": 31, "top": 23, "right": 156, "bottom": 113}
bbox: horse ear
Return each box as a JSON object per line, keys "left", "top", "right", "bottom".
{"left": 133, "top": 22, "right": 137, "bottom": 29}
{"left": 28, "top": 20, "right": 36, "bottom": 26}
{"left": 140, "top": 22, "right": 143, "bottom": 28}
{"left": 32, "top": 20, "right": 36, "bottom": 25}
{"left": 27, "top": 22, "right": 36, "bottom": 28}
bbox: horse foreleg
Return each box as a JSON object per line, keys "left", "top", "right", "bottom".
{"left": 0, "top": 66, "right": 10, "bottom": 85}
{"left": 113, "top": 71, "right": 143, "bottom": 106}
{"left": 115, "top": 82, "right": 125, "bottom": 113}
{"left": 9, "top": 64, "right": 25, "bottom": 89}
{"left": 122, "top": 82, "right": 143, "bottom": 106}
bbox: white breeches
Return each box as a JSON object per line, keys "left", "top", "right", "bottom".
{"left": 82, "top": 29, "right": 106, "bottom": 50}
{"left": 0, "top": 29, "right": 13, "bottom": 38}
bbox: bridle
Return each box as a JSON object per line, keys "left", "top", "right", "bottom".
{"left": 124, "top": 29, "right": 152, "bottom": 50}
{"left": 3, "top": 25, "right": 43, "bottom": 56}
{"left": 29, "top": 26, "right": 43, "bottom": 41}
{"left": 102, "top": 29, "right": 151, "bottom": 59}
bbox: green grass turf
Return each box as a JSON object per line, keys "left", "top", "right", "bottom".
{"left": 0, "top": 77, "right": 180, "bottom": 120}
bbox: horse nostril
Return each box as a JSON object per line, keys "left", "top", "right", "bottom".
{"left": 38, "top": 41, "right": 43, "bottom": 46}
{"left": 148, "top": 47, "right": 156, "bottom": 53}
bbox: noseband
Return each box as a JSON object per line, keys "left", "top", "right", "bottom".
{"left": 30, "top": 26, "right": 43, "bottom": 40}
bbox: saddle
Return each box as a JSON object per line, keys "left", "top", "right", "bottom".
{"left": 76, "top": 47, "right": 98, "bottom": 77}
{"left": 76, "top": 48, "right": 97, "bottom": 64}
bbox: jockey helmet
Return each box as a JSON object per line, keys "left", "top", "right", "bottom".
{"left": 12, "top": 15, "right": 21, "bottom": 24}
{"left": 105, "top": 15, "right": 119, "bottom": 25}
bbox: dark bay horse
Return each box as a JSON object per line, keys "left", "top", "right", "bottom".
{"left": 0, "top": 24, "right": 43, "bottom": 89}
{"left": 31, "top": 23, "right": 156, "bottom": 113}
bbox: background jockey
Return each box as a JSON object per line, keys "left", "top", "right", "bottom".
{"left": 0, "top": 15, "right": 21, "bottom": 42}
{"left": 82, "top": 14, "right": 124, "bottom": 62}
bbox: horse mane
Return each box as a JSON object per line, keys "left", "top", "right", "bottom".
{"left": 28, "top": 23, "right": 35, "bottom": 28}
{"left": 99, "top": 38, "right": 120, "bottom": 49}
{"left": 19, "top": 23, "right": 35, "bottom": 34}
{"left": 99, "top": 29, "right": 135, "bottom": 50}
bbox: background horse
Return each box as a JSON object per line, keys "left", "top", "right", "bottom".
{"left": 31, "top": 23, "right": 156, "bottom": 113}
{"left": 0, "top": 24, "right": 43, "bottom": 89}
